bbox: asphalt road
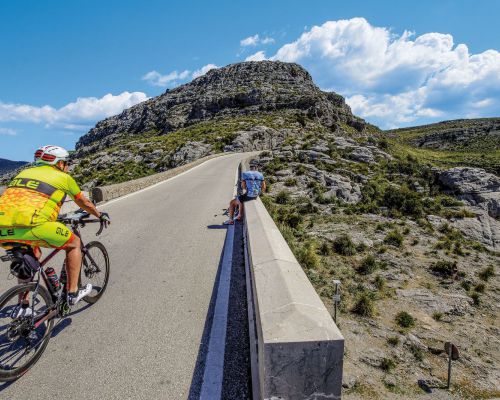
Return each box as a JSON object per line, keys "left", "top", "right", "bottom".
{"left": 0, "top": 153, "right": 251, "bottom": 399}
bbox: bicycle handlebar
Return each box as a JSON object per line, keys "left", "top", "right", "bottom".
{"left": 58, "top": 210, "right": 107, "bottom": 236}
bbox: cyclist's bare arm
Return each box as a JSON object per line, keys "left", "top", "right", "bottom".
{"left": 262, "top": 180, "right": 267, "bottom": 193}
{"left": 75, "top": 195, "right": 101, "bottom": 219}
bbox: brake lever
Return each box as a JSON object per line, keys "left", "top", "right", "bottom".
{"left": 96, "top": 221, "right": 105, "bottom": 236}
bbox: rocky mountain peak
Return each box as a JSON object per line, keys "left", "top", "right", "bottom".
{"left": 75, "top": 61, "right": 365, "bottom": 155}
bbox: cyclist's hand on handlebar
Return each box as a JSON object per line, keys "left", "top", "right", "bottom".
{"left": 99, "top": 212, "right": 111, "bottom": 227}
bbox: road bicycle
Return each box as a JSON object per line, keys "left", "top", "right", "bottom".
{"left": 0, "top": 210, "right": 109, "bottom": 381}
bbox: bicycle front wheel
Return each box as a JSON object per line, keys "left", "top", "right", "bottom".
{"left": 0, "top": 283, "right": 54, "bottom": 382}
{"left": 80, "top": 241, "right": 110, "bottom": 304}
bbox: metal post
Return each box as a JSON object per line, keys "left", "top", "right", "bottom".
{"left": 332, "top": 280, "right": 341, "bottom": 324}
{"left": 447, "top": 345, "right": 452, "bottom": 389}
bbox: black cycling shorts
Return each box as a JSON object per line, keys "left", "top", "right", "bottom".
{"left": 238, "top": 194, "right": 258, "bottom": 202}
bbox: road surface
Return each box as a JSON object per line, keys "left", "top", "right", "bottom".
{"left": 0, "top": 153, "right": 250, "bottom": 399}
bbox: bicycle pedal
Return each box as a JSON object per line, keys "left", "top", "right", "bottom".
{"left": 58, "top": 301, "right": 71, "bottom": 317}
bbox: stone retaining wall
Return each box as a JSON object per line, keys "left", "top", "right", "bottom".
{"left": 91, "top": 153, "right": 230, "bottom": 203}
{"left": 243, "top": 159, "right": 344, "bottom": 399}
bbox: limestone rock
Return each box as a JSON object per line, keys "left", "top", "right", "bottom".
{"left": 171, "top": 142, "right": 212, "bottom": 165}
{"left": 439, "top": 167, "right": 500, "bottom": 218}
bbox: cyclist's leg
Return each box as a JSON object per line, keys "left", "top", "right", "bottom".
{"left": 30, "top": 222, "right": 81, "bottom": 293}
{"left": 228, "top": 198, "right": 238, "bottom": 219}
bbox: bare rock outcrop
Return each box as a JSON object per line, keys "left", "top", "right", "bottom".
{"left": 439, "top": 167, "right": 500, "bottom": 218}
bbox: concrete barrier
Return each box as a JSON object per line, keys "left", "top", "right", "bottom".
{"left": 243, "top": 164, "right": 344, "bottom": 399}
{"left": 91, "top": 153, "right": 230, "bottom": 203}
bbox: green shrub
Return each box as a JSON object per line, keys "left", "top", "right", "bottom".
{"left": 380, "top": 358, "right": 396, "bottom": 372}
{"left": 431, "top": 260, "right": 457, "bottom": 277}
{"left": 435, "top": 195, "right": 463, "bottom": 207}
{"left": 479, "top": 266, "right": 495, "bottom": 281}
{"left": 319, "top": 241, "right": 332, "bottom": 256}
{"left": 284, "top": 178, "right": 297, "bottom": 187}
{"left": 470, "top": 292, "right": 481, "bottom": 306}
{"left": 453, "top": 242, "right": 465, "bottom": 256}
{"left": 461, "top": 280, "right": 471, "bottom": 291}
{"left": 275, "top": 190, "right": 291, "bottom": 205}
{"left": 264, "top": 158, "right": 286, "bottom": 174}
{"left": 387, "top": 336, "right": 399, "bottom": 346}
{"left": 333, "top": 234, "right": 357, "bottom": 256}
{"left": 358, "top": 255, "right": 378, "bottom": 275}
{"left": 356, "top": 242, "right": 368, "bottom": 253}
{"left": 377, "top": 246, "right": 388, "bottom": 254}
{"left": 351, "top": 292, "right": 375, "bottom": 317}
{"left": 474, "top": 283, "right": 485, "bottom": 293}
{"left": 395, "top": 311, "right": 415, "bottom": 328}
{"left": 384, "top": 230, "right": 404, "bottom": 247}
{"left": 374, "top": 275, "right": 386, "bottom": 291}
{"left": 295, "top": 164, "right": 307, "bottom": 175}
{"left": 296, "top": 241, "right": 320, "bottom": 270}
{"left": 382, "top": 185, "right": 424, "bottom": 218}
{"left": 297, "top": 200, "right": 318, "bottom": 214}
{"left": 432, "top": 311, "right": 443, "bottom": 321}
{"left": 409, "top": 344, "right": 424, "bottom": 361}
{"left": 315, "top": 193, "right": 336, "bottom": 204}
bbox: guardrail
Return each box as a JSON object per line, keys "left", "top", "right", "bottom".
{"left": 92, "top": 153, "right": 231, "bottom": 203}
{"left": 242, "top": 161, "right": 344, "bottom": 399}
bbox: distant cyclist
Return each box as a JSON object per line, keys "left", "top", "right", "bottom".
{"left": 224, "top": 159, "right": 266, "bottom": 225}
{"left": 0, "top": 145, "right": 110, "bottom": 314}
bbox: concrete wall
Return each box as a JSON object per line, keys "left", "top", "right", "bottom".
{"left": 243, "top": 166, "right": 344, "bottom": 399}
{"left": 92, "top": 153, "right": 229, "bottom": 203}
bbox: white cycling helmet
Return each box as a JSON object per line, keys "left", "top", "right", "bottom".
{"left": 34, "top": 145, "right": 70, "bottom": 166}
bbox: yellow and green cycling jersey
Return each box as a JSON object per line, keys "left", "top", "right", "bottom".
{"left": 0, "top": 165, "right": 82, "bottom": 227}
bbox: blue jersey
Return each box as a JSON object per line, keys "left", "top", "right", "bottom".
{"left": 242, "top": 171, "right": 264, "bottom": 198}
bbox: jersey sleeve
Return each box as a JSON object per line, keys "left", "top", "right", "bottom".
{"left": 66, "top": 175, "right": 83, "bottom": 200}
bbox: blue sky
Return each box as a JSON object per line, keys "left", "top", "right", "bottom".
{"left": 1, "top": 0, "right": 499, "bottom": 161}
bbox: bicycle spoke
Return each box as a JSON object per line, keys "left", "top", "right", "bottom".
{"left": 0, "top": 284, "right": 54, "bottom": 379}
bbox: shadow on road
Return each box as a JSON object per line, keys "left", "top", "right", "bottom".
{"left": 51, "top": 317, "right": 72, "bottom": 338}
{"left": 187, "top": 226, "right": 226, "bottom": 400}
{"left": 0, "top": 379, "right": 15, "bottom": 392}
{"left": 188, "top": 221, "right": 251, "bottom": 399}
{"left": 207, "top": 224, "right": 227, "bottom": 230}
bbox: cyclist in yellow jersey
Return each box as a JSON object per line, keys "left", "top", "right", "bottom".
{"left": 0, "top": 145, "right": 110, "bottom": 307}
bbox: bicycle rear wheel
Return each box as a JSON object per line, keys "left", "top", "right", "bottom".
{"left": 0, "top": 283, "right": 54, "bottom": 382}
{"left": 80, "top": 241, "right": 110, "bottom": 304}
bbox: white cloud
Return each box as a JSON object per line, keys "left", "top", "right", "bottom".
{"left": 245, "top": 51, "right": 267, "bottom": 62}
{"left": 240, "top": 34, "right": 275, "bottom": 47}
{"left": 0, "top": 127, "right": 18, "bottom": 136}
{"left": 241, "top": 34, "right": 259, "bottom": 47}
{"left": 192, "top": 64, "right": 218, "bottom": 78}
{"left": 142, "top": 70, "right": 191, "bottom": 87}
{"left": 268, "top": 18, "right": 500, "bottom": 127}
{"left": 0, "top": 91, "right": 149, "bottom": 126}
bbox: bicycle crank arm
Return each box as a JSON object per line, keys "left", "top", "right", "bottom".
{"left": 33, "top": 309, "right": 58, "bottom": 329}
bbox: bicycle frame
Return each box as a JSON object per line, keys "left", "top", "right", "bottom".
{"left": 27, "top": 220, "right": 100, "bottom": 327}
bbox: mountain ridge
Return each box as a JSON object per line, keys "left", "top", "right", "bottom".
{"left": 0, "top": 158, "right": 28, "bottom": 176}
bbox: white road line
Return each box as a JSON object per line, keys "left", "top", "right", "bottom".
{"left": 200, "top": 223, "right": 234, "bottom": 400}
{"left": 199, "top": 162, "right": 240, "bottom": 399}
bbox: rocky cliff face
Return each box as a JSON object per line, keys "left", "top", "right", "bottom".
{"left": 68, "top": 61, "right": 372, "bottom": 188}
{"left": 75, "top": 61, "right": 365, "bottom": 157}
